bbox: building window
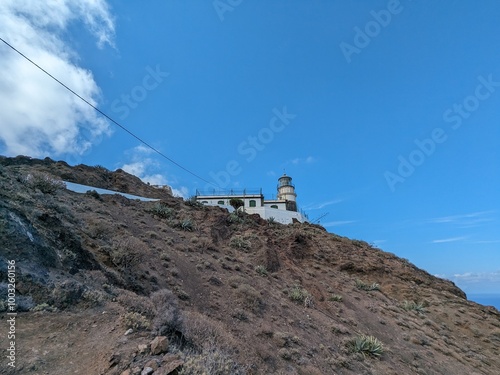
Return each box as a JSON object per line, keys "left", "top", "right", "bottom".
{"left": 201, "top": 201, "right": 208, "bottom": 204}
{"left": 249, "top": 200, "right": 256, "bottom": 207}
{"left": 218, "top": 200, "right": 224, "bottom": 205}
{"left": 270, "top": 205, "right": 278, "bottom": 209}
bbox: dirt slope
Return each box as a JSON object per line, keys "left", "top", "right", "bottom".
{"left": 0, "top": 157, "right": 499, "bottom": 375}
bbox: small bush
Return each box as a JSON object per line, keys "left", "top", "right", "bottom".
{"left": 109, "top": 238, "right": 146, "bottom": 269}
{"left": 402, "top": 300, "right": 426, "bottom": 314}
{"left": 267, "top": 217, "right": 276, "bottom": 225}
{"left": 151, "top": 289, "right": 183, "bottom": 336}
{"left": 160, "top": 250, "right": 171, "bottom": 261}
{"left": 329, "top": 294, "right": 343, "bottom": 302}
{"left": 182, "top": 311, "right": 230, "bottom": 349}
{"left": 255, "top": 265, "right": 268, "bottom": 276}
{"left": 227, "top": 212, "right": 244, "bottom": 224}
{"left": 123, "top": 312, "right": 151, "bottom": 331}
{"left": 174, "top": 286, "right": 190, "bottom": 301}
{"left": 229, "top": 235, "right": 251, "bottom": 250}
{"left": 185, "top": 196, "right": 203, "bottom": 207}
{"left": 355, "top": 280, "right": 380, "bottom": 291}
{"left": 82, "top": 289, "right": 105, "bottom": 307}
{"left": 31, "top": 303, "right": 58, "bottom": 312}
{"left": 51, "top": 280, "right": 85, "bottom": 308}
{"left": 232, "top": 309, "right": 248, "bottom": 321}
{"left": 85, "top": 189, "right": 102, "bottom": 200}
{"left": 347, "top": 334, "right": 384, "bottom": 358}
{"left": 25, "top": 173, "right": 65, "bottom": 194}
{"left": 180, "top": 218, "right": 194, "bottom": 231}
{"left": 288, "top": 285, "right": 309, "bottom": 304}
{"left": 117, "top": 290, "right": 155, "bottom": 319}
{"left": 235, "top": 284, "right": 264, "bottom": 314}
{"left": 179, "top": 348, "right": 244, "bottom": 375}
{"left": 150, "top": 202, "right": 175, "bottom": 219}
{"left": 86, "top": 220, "right": 111, "bottom": 240}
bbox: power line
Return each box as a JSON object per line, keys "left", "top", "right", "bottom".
{"left": 0, "top": 36, "right": 218, "bottom": 188}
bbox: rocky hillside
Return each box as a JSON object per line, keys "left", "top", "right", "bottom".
{"left": 0, "top": 156, "right": 499, "bottom": 375}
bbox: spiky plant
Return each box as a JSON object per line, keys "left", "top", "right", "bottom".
{"left": 348, "top": 334, "right": 384, "bottom": 358}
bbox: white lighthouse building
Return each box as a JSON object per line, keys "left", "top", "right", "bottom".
{"left": 195, "top": 173, "right": 307, "bottom": 224}
{"left": 277, "top": 173, "right": 297, "bottom": 212}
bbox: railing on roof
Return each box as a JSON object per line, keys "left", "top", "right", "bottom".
{"left": 195, "top": 188, "right": 263, "bottom": 197}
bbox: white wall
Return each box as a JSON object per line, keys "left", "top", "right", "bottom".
{"left": 245, "top": 206, "right": 306, "bottom": 224}
{"left": 263, "top": 201, "right": 287, "bottom": 210}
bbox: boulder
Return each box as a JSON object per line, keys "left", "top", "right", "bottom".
{"left": 150, "top": 336, "right": 169, "bottom": 355}
{"left": 137, "top": 344, "right": 149, "bottom": 354}
{"left": 144, "top": 359, "right": 159, "bottom": 371}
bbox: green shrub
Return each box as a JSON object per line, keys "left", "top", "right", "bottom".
{"left": 185, "top": 196, "right": 203, "bottom": 207}
{"left": 355, "top": 279, "right": 380, "bottom": 291}
{"left": 348, "top": 334, "right": 384, "bottom": 358}
{"left": 229, "top": 198, "right": 244, "bottom": 210}
{"left": 179, "top": 218, "right": 194, "bottom": 231}
{"left": 82, "top": 289, "right": 105, "bottom": 306}
{"left": 123, "top": 312, "right": 151, "bottom": 331}
{"left": 255, "top": 265, "right": 268, "bottom": 276}
{"left": 150, "top": 202, "right": 174, "bottom": 219}
{"left": 227, "top": 212, "right": 244, "bottom": 224}
{"left": 229, "top": 235, "right": 251, "bottom": 250}
{"left": 329, "top": 294, "right": 343, "bottom": 302}
{"left": 288, "top": 285, "right": 309, "bottom": 305}
{"left": 402, "top": 300, "right": 426, "bottom": 314}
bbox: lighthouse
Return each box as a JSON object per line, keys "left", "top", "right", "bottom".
{"left": 277, "top": 173, "right": 297, "bottom": 212}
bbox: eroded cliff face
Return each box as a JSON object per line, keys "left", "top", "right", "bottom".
{"left": 0, "top": 156, "right": 499, "bottom": 375}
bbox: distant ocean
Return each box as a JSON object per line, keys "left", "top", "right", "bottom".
{"left": 468, "top": 294, "right": 500, "bottom": 310}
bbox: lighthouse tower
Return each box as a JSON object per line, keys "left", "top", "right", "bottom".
{"left": 277, "top": 173, "right": 297, "bottom": 211}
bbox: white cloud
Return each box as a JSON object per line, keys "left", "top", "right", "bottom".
{"left": 428, "top": 211, "right": 495, "bottom": 228}
{"left": 451, "top": 271, "right": 500, "bottom": 283}
{"left": 322, "top": 220, "right": 356, "bottom": 227}
{"left": 435, "top": 271, "right": 500, "bottom": 294}
{"left": 431, "top": 236, "right": 467, "bottom": 244}
{"left": 304, "top": 199, "right": 343, "bottom": 210}
{"left": 121, "top": 146, "right": 190, "bottom": 198}
{"left": 290, "top": 156, "right": 316, "bottom": 165}
{"left": 171, "top": 186, "right": 190, "bottom": 198}
{"left": 0, "top": 0, "right": 115, "bottom": 158}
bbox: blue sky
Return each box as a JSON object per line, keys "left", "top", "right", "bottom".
{"left": 1, "top": 0, "right": 499, "bottom": 297}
